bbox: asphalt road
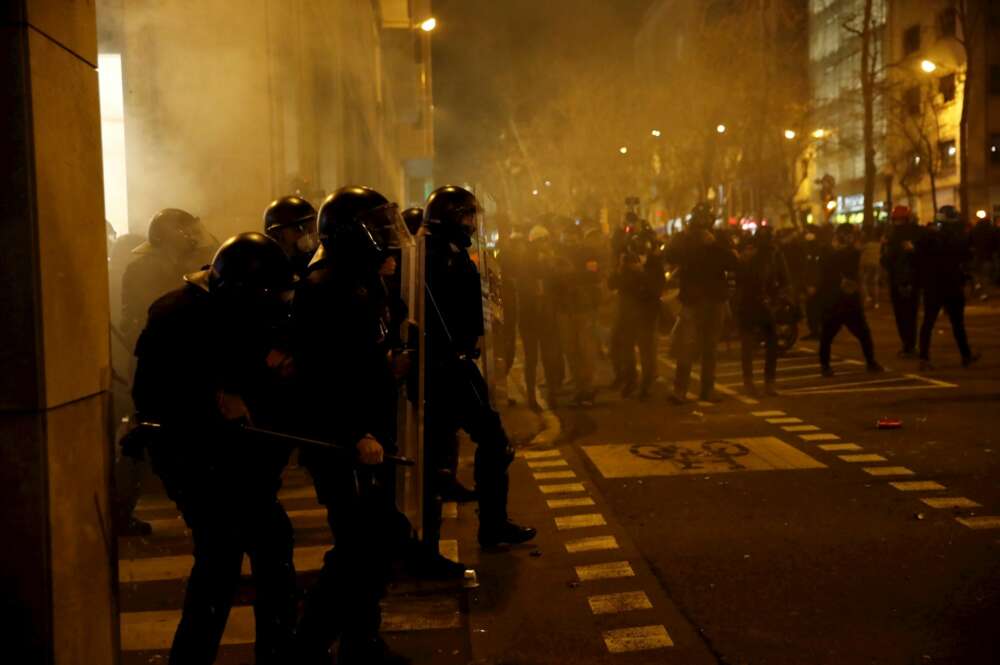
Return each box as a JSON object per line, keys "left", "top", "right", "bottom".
{"left": 550, "top": 303, "right": 1000, "bottom": 665}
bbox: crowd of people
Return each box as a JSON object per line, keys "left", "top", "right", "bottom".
{"left": 492, "top": 202, "right": 986, "bottom": 409}
{"left": 110, "top": 186, "right": 535, "bottom": 665}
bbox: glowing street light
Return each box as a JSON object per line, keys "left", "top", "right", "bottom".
{"left": 920, "top": 59, "right": 937, "bottom": 73}
{"left": 784, "top": 129, "right": 797, "bottom": 140}
{"left": 826, "top": 200, "right": 838, "bottom": 211}
{"left": 651, "top": 129, "right": 662, "bottom": 138}
{"left": 420, "top": 17, "right": 437, "bottom": 32}
{"left": 976, "top": 209, "right": 988, "bottom": 220}
{"left": 544, "top": 180, "right": 552, "bottom": 187}
{"left": 716, "top": 124, "right": 727, "bottom": 134}
{"left": 812, "top": 128, "right": 828, "bottom": 139}
{"left": 531, "top": 189, "right": 539, "bottom": 196}
{"left": 619, "top": 146, "right": 629, "bottom": 155}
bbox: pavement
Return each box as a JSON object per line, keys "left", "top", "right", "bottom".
{"left": 116, "top": 302, "right": 1000, "bottom": 664}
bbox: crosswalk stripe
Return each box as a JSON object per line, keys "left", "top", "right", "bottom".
{"left": 889, "top": 480, "right": 945, "bottom": 491}
{"left": 443, "top": 502, "right": 459, "bottom": 519}
{"left": 520, "top": 449, "right": 562, "bottom": 459}
{"left": 564, "top": 535, "right": 619, "bottom": 553}
{"left": 838, "top": 454, "right": 887, "bottom": 463}
{"left": 538, "top": 483, "right": 586, "bottom": 494}
{"left": 588, "top": 591, "right": 652, "bottom": 615}
{"left": 920, "top": 497, "right": 980, "bottom": 509}
{"left": 766, "top": 417, "right": 803, "bottom": 424}
{"left": 602, "top": 625, "right": 673, "bottom": 652}
{"left": 137, "top": 484, "right": 317, "bottom": 513}
{"left": 783, "top": 425, "right": 820, "bottom": 432}
{"left": 575, "top": 561, "right": 634, "bottom": 581}
{"left": 119, "top": 545, "right": 328, "bottom": 583}
{"left": 546, "top": 497, "right": 595, "bottom": 509}
{"left": 533, "top": 470, "right": 576, "bottom": 480}
{"left": 751, "top": 410, "right": 785, "bottom": 417}
{"left": 142, "top": 508, "right": 328, "bottom": 538}
{"left": 956, "top": 516, "right": 1000, "bottom": 529}
{"left": 818, "top": 443, "right": 863, "bottom": 451}
{"left": 527, "top": 459, "right": 569, "bottom": 469}
{"left": 555, "top": 514, "right": 606, "bottom": 530}
{"left": 863, "top": 466, "right": 915, "bottom": 477}
{"left": 800, "top": 433, "right": 840, "bottom": 441}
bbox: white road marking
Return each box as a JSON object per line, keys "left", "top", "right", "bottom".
{"left": 538, "top": 483, "right": 586, "bottom": 494}
{"left": 783, "top": 384, "right": 957, "bottom": 397}
{"left": 546, "top": 497, "right": 596, "bottom": 509}
{"left": 783, "top": 425, "right": 821, "bottom": 432}
{"left": 818, "top": 443, "right": 863, "bottom": 451}
{"left": 889, "top": 480, "right": 945, "bottom": 490}
{"left": 555, "top": 514, "right": 607, "bottom": 530}
{"left": 903, "top": 373, "right": 959, "bottom": 388}
{"left": 439, "top": 539, "right": 459, "bottom": 563}
{"left": 565, "top": 535, "right": 620, "bottom": 553}
{"left": 920, "top": 497, "right": 980, "bottom": 509}
{"left": 751, "top": 410, "right": 786, "bottom": 417}
{"left": 575, "top": 561, "right": 635, "bottom": 581}
{"left": 520, "top": 449, "right": 562, "bottom": 459}
{"left": 120, "top": 545, "right": 328, "bottom": 584}
{"left": 863, "top": 466, "right": 916, "bottom": 477}
{"left": 527, "top": 459, "right": 569, "bottom": 469}
{"left": 766, "top": 417, "right": 803, "bottom": 424}
{"left": 799, "top": 433, "right": 840, "bottom": 442}
{"left": 442, "top": 502, "right": 458, "bottom": 519}
{"left": 533, "top": 470, "right": 576, "bottom": 480}
{"left": 838, "top": 454, "right": 887, "bottom": 463}
{"left": 603, "top": 625, "right": 674, "bottom": 652}
{"left": 588, "top": 591, "right": 653, "bottom": 615}
{"left": 956, "top": 516, "right": 1000, "bottom": 529}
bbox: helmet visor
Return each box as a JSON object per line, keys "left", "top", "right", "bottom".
{"left": 358, "top": 202, "right": 415, "bottom": 251}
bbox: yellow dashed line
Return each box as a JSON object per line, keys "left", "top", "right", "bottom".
{"left": 555, "top": 513, "right": 607, "bottom": 530}
{"left": 575, "top": 560, "right": 635, "bottom": 581}
{"left": 564, "top": 535, "right": 620, "bottom": 553}
{"left": 602, "top": 625, "right": 674, "bottom": 652}
{"left": 588, "top": 591, "right": 652, "bottom": 615}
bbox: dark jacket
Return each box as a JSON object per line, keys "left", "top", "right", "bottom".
{"left": 663, "top": 230, "right": 738, "bottom": 306}
{"left": 881, "top": 223, "right": 924, "bottom": 288}
{"left": 817, "top": 244, "right": 863, "bottom": 309}
{"left": 609, "top": 256, "right": 665, "bottom": 320}
{"left": 916, "top": 224, "right": 971, "bottom": 296}
{"left": 425, "top": 233, "right": 485, "bottom": 366}
{"left": 735, "top": 244, "right": 790, "bottom": 321}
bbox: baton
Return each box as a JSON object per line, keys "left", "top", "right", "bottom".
{"left": 136, "top": 420, "right": 415, "bottom": 467}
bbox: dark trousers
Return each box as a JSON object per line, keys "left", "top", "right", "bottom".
{"left": 296, "top": 465, "right": 407, "bottom": 663}
{"left": 819, "top": 299, "right": 876, "bottom": 368}
{"left": 619, "top": 309, "right": 658, "bottom": 390}
{"left": 740, "top": 315, "right": 778, "bottom": 385}
{"left": 170, "top": 499, "right": 296, "bottom": 665}
{"left": 673, "top": 302, "right": 726, "bottom": 398}
{"left": 423, "top": 360, "right": 513, "bottom": 544}
{"left": 805, "top": 292, "right": 822, "bottom": 335}
{"left": 919, "top": 291, "right": 971, "bottom": 361}
{"left": 520, "top": 310, "right": 563, "bottom": 401}
{"left": 889, "top": 283, "right": 920, "bottom": 353}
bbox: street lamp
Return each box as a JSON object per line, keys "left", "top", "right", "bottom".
{"left": 811, "top": 128, "right": 828, "bottom": 139}
{"left": 420, "top": 17, "right": 437, "bottom": 32}
{"left": 651, "top": 129, "right": 662, "bottom": 138}
{"left": 544, "top": 180, "right": 552, "bottom": 187}
{"left": 619, "top": 146, "right": 629, "bottom": 155}
{"left": 784, "top": 129, "right": 797, "bottom": 140}
{"left": 531, "top": 189, "right": 539, "bottom": 196}
{"left": 716, "top": 124, "right": 727, "bottom": 134}
{"left": 920, "top": 59, "right": 937, "bottom": 73}
{"left": 976, "top": 209, "right": 988, "bottom": 220}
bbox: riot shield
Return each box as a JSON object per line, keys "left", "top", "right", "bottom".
{"left": 396, "top": 234, "right": 424, "bottom": 536}
{"left": 471, "top": 189, "right": 503, "bottom": 408}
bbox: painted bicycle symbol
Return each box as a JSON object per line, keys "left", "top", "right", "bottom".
{"left": 629, "top": 440, "right": 751, "bottom": 471}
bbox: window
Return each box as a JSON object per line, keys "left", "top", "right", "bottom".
{"left": 904, "top": 86, "right": 921, "bottom": 116}
{"left": 939, "top": 73, "right": 956, "bottom": 102}
{"left": 991, "top": 134, "right": 1000, "bottom": 165}
{"left": 938, "top": 8, "right": 957, "bottom": 38}
{"left": 903, "top": 25, "right": 921, "bottom": 55}
{"left": 991, "top": 65, "right": 1000, "bottom": 96}
{"left": 939, "top": 139, "right": 957, "bottom": 169}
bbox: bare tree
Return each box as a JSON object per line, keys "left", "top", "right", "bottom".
{"left": 886, "top": 76, "right": 946, "bottom": 213}
{"left": 843, "top": 0, "right": 883, "bottom": 228}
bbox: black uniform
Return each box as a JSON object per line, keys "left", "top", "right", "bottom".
{"left": 132, "top": 283, "right": 296, "bottom": 665}
{"left": 917, "top": 223, "right": 974, "bottom": 363}
{"left": 882, "top": 222, "right": 923, "bottom": 354}
{"left": 817, "top": 242, "right": 878, "bottom": 370}
{"left": 608, "top": 247, "right": 665, "bottom": 398}
{"left": 735, "top": 239, "right": 790, "bottom": 388}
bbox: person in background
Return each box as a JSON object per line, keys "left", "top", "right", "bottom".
{"left": 881, "top": 206, "right": 923, "bottom": 358}
{"left": 860, "top": 225, "right": 882, "bottom": 309}
{"left": 263, "top": 195, "right": 319, "bottom": 276}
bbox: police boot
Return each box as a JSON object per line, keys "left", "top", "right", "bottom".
{"left": 478, "top": 520, "right": 537, "bottom": 548}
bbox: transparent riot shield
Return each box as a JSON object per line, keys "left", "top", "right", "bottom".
{"left": 396, "top": 235, "right": 424, "bottom": 536}
{"left": 471, "top": 191, "right": 503, "bottom": 408}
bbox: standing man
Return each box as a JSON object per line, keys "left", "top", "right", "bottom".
{"left": 881, "top": 206, "right": 923, "bottom": 357}
{"left": 293, "top": 187, "right": 422, "bottom": 665}
{"left": 818, "top": 224, "right": 884, "bottom": 376}
{"left": 735, "top": 226, "right": 790, "bottom": 396}
{"left": 131, "top": 233, "right": 299, "bottom": 665}
{"left": 917, "top": 207, "right": 981, "bottom": 369}
{"left": 422, "top": 186, "right": 537, "bottom": 547}
{"left": 263, "top": 195, "right": 319, "bottom": 276}
{"left": 664, "top": 203, "right": 738, "bottom": 403}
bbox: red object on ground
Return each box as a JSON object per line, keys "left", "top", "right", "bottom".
{"left": 877, "top": 418, "right": 903, "bottom": 429}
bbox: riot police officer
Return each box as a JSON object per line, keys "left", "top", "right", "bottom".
{"left": 422, "top": 186, "right": 536, "bottom": 548}
{"left": 131, "top": 233, "right": 298, "bottom": 665}
{"left": 263, "top": 195, "right": 319, "bottom": 275}
{"left": 882, "top": 205, "right": 923, "bottom": 356}
{"left": 292, "top": 186, "right": 419, "bottom": 665}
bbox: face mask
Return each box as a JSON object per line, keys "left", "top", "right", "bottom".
{"left": 296, "top": 232, "right": 319, "bottom": 255}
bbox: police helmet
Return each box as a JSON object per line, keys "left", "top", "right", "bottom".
{"left": 263, "top": 196, "right": 317, "bottom": 236}
{"left": 185, "top": 232, "right": 296, "bottom": 298}
{"left": 423, "top": 186, "right": 481, "bottom": 247}
{"left": 318, "top": 186, "right": 409, "bottom": 270}
{"left": 689, "top": 202, "right": 715, "bottom": 229}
